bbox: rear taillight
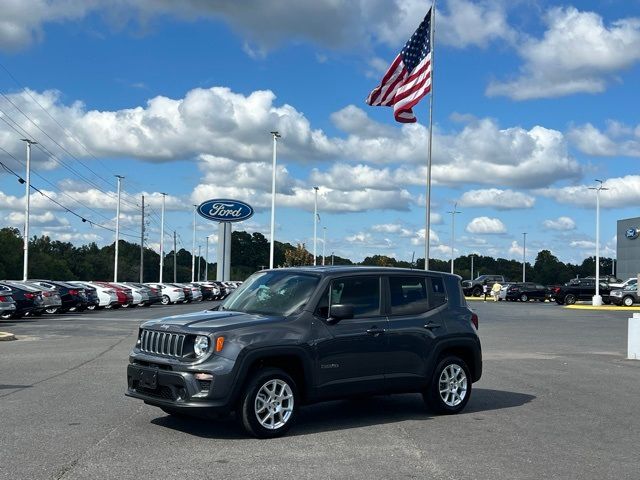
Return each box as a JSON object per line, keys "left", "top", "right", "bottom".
{"left": 174, "top": 289, "right": 181, "bottom": 292}
{"left": 24, "top": 292, "right": 34, "bottom": 299}
{"left": 69, "top": 289, "right": 78, "bottom": 295}
{"left": 471, "top": 313, "right": 479, "bottom": 330}
{"left": 0, "top": 296, "right": 8, "bottom": 302}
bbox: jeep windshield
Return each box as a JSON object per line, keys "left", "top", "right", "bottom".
{"left": 220, "top": 271, "right": 320, "bottom": 316}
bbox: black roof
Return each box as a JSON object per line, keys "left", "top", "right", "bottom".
{"left": 261, "top": 266, "right": 458, "bottom": 278}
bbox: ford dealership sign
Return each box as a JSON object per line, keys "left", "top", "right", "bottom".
{"left": 626, "top": 227, "right": 639, "bottom": 240}
{"left": 197, "top": 199, "right": 254, "bottom": 223}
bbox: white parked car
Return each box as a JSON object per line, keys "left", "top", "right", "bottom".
{"left": 113, "top": 282, "right": 149, "bottom": 306}
{"left": 71, "top": 281, "right": 118, "bottom": 309}
{"left": 185, "top": 284, "right": 203, "bottom": 302}
{"left": 609, "top": 277, "right": 638, "bottom": 290}
{"left": 145, "top": 282, "right": 185, "bottom": 305}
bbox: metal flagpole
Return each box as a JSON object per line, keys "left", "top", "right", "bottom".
{"left": 313, "top": 186, "right": 319, "bottom": 266}
{"left": 269, "top": 131, "right": 280, "bottom": 269}
{"left": 159, "top": 193, "right": 167, "bottom": 282}
{"left": 140, "top": 195, "right": 145, "bottom": 283}
{"left": 424, "top": 1, "right": 436, "bottom": 270}
{"left": 114, "top": 175, "right": 124, "bottom": 282}
{"left": 21, "top": 139, "right": 37, "bottom": 280}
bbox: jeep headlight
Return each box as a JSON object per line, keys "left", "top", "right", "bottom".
{"left": 611, "top": 290, "right": 622, "bottom": 297}
{"left": 194, "top": 335, "right": 210, "bottom": 358}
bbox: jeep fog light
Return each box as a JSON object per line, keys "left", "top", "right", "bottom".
{"left": 194, "top": 335, "right": 210, "bottom": 358}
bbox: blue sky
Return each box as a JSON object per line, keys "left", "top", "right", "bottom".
{"left": 1, "top": 0, "right": 639, "bottom": 267}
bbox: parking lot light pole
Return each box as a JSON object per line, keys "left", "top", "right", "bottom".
{"left": 269, "top": 131, "right": 281, "bottom": 269}
{"left": 313, "top": 186, "right": 319, "bottom": 266}
{"left": 114, "top": 175, "right": 124, "bottom": 282}
{"left": 192, "top": 204, "right": 197, "bottom": 282}
{"left": 322, "top": 226, "right": 327, "bottom": 266}
{"left": 205, "top": 234, "right": 213, "bottom": 281}
{"left": 590, "top": 180, "right": 608, "bottom": 306}
{"left": 447, "top": 202, "right": 461, "bottom": 274}
{"left": 20, "top": 138, "right": 37, "bottom": 281}
{"left": 197, "top": 244, "right": 202, "bottom": 281}
{"left": 470, "top": 254, "right": 474, "bottom": 280}
{"left": 522, "top": 232, "right": 527, "bottom": 282}
{"left": 159, "top": 193, "right": 167, "bottom": 282}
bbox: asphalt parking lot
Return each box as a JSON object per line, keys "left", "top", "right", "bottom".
{"left": 1, "top": 301, "right": 639, "bottom": 480}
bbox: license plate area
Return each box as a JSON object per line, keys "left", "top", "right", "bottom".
{"left": 138, "top": 368, "right": 158, "bottom": 389}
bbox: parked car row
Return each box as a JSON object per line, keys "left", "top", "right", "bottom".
{"left": 463, "top": 274, "right": 640, "bottom": 307}
{"left": 0, "top": 279, "right": 242, "bottom": 319}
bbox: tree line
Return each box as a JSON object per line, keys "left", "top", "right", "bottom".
{"left": 0, "top": 227, "right": 614, "bottom": 285}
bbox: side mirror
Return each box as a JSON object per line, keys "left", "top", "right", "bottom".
{"left": 327, "top": 304, "right": 354, "bottom": 324}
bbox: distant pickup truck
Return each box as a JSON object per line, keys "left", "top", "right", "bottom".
{"left": 462, "top": 275, "right": 506, "bottom": 297}
{"left": 551, "top": 278, "right": 612, "bottom": 305}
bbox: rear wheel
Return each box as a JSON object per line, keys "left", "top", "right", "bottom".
{"left": 161, "top": 295, "right": 171, "bottom": 305}
{"left": 44, "top": 307, "right": 59, "bottom": 314}
{"left": 87, "top": 304, "right": 96, "bottom": 311}
{"left": 424, "top": 356, "right": 472, "bottom": 414}
{"left": 471, "top": 287, "right": 482, "bottom": 297}
{"left": 239, "top": 368, "right": 298, "bottom": 439}
{"left": 564, "top": 294, "right": 576, "bottom": 305}
{"left": 623, "top": 296, "right": 634, "bottom": 307}
{"left": 520, "top": 293, "right": 529, "bottom": 302}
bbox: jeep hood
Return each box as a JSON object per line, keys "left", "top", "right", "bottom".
{"left": 142, "top": 309, "right": 284, "bottom": 331}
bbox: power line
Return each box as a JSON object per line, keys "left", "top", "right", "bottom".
{"left": 0, "top": 157, "right": 139, "bottom": 239}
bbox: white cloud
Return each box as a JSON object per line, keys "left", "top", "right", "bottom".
{"left": 568, "top": 122, "right": 640, "bottom": 157}
{"left": 508, "top": 240, "right": 523, "bottom": 257}
{"left": 458, "top": 188, "right": 535, "bottom": 209}
{"left": 538, "top": 175, "right": 640, "bottom": 209}
{"left": 487, "top": 7, "right": 640, "bottom": 100}
{"left": 543, "top": 216, "right": 576, "bottom": 231}
{"left": 569, "top": 240, "right": 596, "bottom": 249}
{"left": 465, "top": 216, "right": 507, "bottom": 234}
{"left": 0, "top": 0, "right": 515, "bottom": 54}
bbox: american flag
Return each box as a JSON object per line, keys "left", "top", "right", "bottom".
{"left": 366, "top": 8, "right": 432, "bottom": 123}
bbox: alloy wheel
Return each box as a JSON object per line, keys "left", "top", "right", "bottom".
{"left": 254, "top": 379, "right": 294, "bottom": 430}
{"left": 438, "top": 363, "right": 468, "bottom": 407}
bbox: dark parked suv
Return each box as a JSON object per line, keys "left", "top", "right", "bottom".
{"left": 127, "top": 267, "right": 482, "bottom": 438}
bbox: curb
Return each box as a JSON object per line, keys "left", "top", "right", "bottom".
{"left": 564, "top": 304, "right": 640, "bottom": 311}
{"left": 0, "top": 331, "right": 16, "bottom": 341}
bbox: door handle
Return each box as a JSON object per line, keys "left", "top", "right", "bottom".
{"left": 424, "top": 322, "right": 441, "bottom": 330}
{"left": 366, "top": 327, "right": 386, "bottom": 336}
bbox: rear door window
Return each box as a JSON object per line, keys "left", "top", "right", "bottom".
{"left": 389, "top": 276, "right": 430, "bottom": 316}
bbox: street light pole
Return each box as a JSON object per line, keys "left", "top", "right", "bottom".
{"left": 20, "top": 138, "right": 37, "bottom": 281}
{"left": 589, "top": 179, "right": 608, "bottom": 306}
{"left": 470, "top": 254, "right": 474, "bottom": 280}
{"left": 159, "top": 193, "right": 167, "bottom": 282}
{"left": 192, "top": 204, "right": 197, "bottom": 282}
{"left": 522, "top": 232, "right": 527, "bottom": 282}
{"left": 269, "top": 131, "right": 281, "bottom": 269}
{"left": 322, "top": 226, "right": 327, "bottom": 266}
{"left": 114, "top": 175, "right": 124, "bottom": 282}
{"left": 313, "top": 186, "right": 319, "bottom": 266}
{"left": 197, "top": 244, "right": 202, "bottom": 281}
{"left": 205, "top": 235, "right": 212, "bottom": 281}
{"left": 447, "top": 202, "right": 461, "bottom": 274}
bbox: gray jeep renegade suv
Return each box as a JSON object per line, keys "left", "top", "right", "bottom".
{"left": 126, "top": 267, "right": 482, "bottom": 438}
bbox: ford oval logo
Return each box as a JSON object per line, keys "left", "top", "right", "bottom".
{"left": 626, "top": 228, "right": 639, "bottom": 240}
{"left": 197, "top": 199, "right": 254, "bottom": 223}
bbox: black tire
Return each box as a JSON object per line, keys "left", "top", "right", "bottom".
{"left": 45, "top": 307, "right": 59, "bottom": 314}
{"left": 87, "top": 304, "right": 96, "bottom": 311}
{"left": 564, "top": 294, "right": 576, "bottom": 305}
{"left": 161, "top": 295, "right": 171, "bottom": 305}
{"left": 239, "top": 368, "right": 298, "bottom": 439}
{"left": 1, "top": 311, "right": 13, "bottom": 319}
{"left": 623, "top": 296, "right": 634, "bottom": 307}
{"left": 520, "top": 293, "right": 528, "bottom": 302}
{"left": 424, "top": 356, "right": 472, "bottom": 414}
{"left": 471, "top": 287, "right": 482, "bottom": 297}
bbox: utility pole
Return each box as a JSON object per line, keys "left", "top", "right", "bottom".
{"left": 20, "top": 138, "right": 37, "bottom": 281}
{"left": 269, "top": 131, "right": 281, "bottom": 269}
{"left": 114, "top": 175, "right": 124, "bottom": 282}
{"left": 522, "top": 232, "right": 527, "bottom": 282}
{"left": 197, "top": 245, "right": 202, "bottom": 281}
{"left": 313, "top": 186, "right": 319, "bottom": 266}
{"left": 192, "top": 204, "right": 197, "bottom": 282}
{"left": 159, "top": 193, "right": 167, "bottom": 282}
{"left": 173, "top": 230, "right": 177, "bottom": 283}
{"left": 471, "top": 254, "right": 474, "bottom": 280}
{"left": 447, "top": 202, "right": 461, "bottom": 274}
{"left": 140, "top": 195, "right": 145, "bottom": 283}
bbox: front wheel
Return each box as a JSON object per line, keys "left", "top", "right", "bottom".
{"left": 471, "top": 287, "right": 482, "bottom": 297}
{"left": 239, "top": 368, "right": 298, "bottom": 439}
{"left": 423, "top": 356, "right": 472, "bottom": 414}
{"left": 564, "top": 294, "right": 576, "bottom": 305}
{"left": 623, "top": 296, "right": 635, "bottom": 307}
{"left": 44, "top": 307, "right": 59, "bottom": 314}
{"left": 161, "top": 295, "right": 171, "bottom": 305}
{"left": 520, "top": 293, "right": 529, "bottom": 302}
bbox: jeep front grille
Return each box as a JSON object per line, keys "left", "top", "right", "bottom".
{"left": 140, "top": 329, "right": 185, "bottom": 357}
